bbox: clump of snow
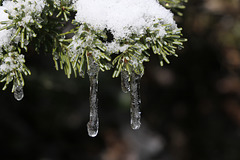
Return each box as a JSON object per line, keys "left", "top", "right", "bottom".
{"left": 54, "top": 0, "right": 73, "bottom": 8}
{"left": 0, "top": 52, "right": 25, "bottom": 74}
{"left": 0, "top": 5, "right": 26, "bottom": 74}
{"left": 106, "top": 41, "right": 130, "bottom": 53}
{"left": 74, "top": 0, "right": 177, "bottom": 39}
{"left": 2, "top": 0, "right": 46, "bottom": 27}
{"left": 0, "top": 7, "right": 13, "bottom": 49}
{"left": 0, "top": 7, "right": 8, "bottom": 23}
{"left": 54, "top": 0, "right": 62, "bottom": 7}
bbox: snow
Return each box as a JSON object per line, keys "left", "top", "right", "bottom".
{"left": 0, "top": 7, "right": 8, "bottom": 24}
{"left": 0, "top": 7, "right": 12, "bottom": 49}
{"left": 2, "top": 0, "right": 46, "bottom": 27}
{"left": 0, "top": 52, "right": 25, "bottom": 74}
{"left": 106, "top": 41, "right": 130, "bottom": 53}
{"left": 74, "top": 0, "right": 177, "bottom": 39}
{"left": 0, "top": 0, "right": 46, "bottom": 49}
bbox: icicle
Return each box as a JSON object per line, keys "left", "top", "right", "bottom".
{"left": 14, "top": 85, "right": 24, "bottom": 101}
{"left": 87, "top": 57, "right": 100, "bottom": 137}
{"left": 130, "top": 72, "right": 142, "bottom": 130}
{"left": 121, "top": 70, "right": 130, "bottom": 93}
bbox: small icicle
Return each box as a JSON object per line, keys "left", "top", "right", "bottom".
{"left": 14, "top": 85, "right": 24, "bottom": 101}
{"left": 79, "top": 70, "right": 85, "bottom": 78}
{"left": 54, "top": 54, "right": 59, "bottom": 61}
{"left": 121, "top": 70, "right": 130, "bottom": 93}
{"left": 130, "top": 72, "right": 142, "bottom": 130}
{"left": 87, "top": 57, "right": 100, "bottom": 137}
{"left": 178, "top": 45, "right": 183, "bottom": 50}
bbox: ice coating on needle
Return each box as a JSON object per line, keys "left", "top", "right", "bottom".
{"left": 74, "top": 0, "right": 176, "bottom": 39}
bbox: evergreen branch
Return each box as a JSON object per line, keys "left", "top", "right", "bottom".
{"left": 0, "top": 0, "right": 187, "bottom": 101}
{"left": 158, "top": 0, "right": 188, "bottom": 16}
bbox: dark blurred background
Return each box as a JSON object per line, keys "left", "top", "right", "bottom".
{"left": 1, "top": 0, "right": 240, "bottom": 160}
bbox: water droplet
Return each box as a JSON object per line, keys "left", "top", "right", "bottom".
{"left": 121, "top": 70, "right": 130, "bottom": 93}
{"left": 87, "top": 57, "right": 100, "bottom": 137}
{"left": 130, "top": 72, "right": 141, "bottom": 130}
{"left": 14, "top": 85, "right": 24, "bottom": 101}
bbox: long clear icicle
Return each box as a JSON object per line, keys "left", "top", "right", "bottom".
{"left": 121, "top": 70, "right": 130, "bottom": 93}
{"left": 130, "top": 72, "right": 142, "bottom": 130}
{"left": 87, "top": 57, "right": 100, "bottom": 137}
{"left": 14, "top": 85, "right": 24, "bottom": 101}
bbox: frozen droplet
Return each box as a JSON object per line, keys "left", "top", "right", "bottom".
{"left": 130, "top": 72, "right": 141, "bottom": 130}
{"left": 121, "top": 70, "right": 130, "bottom": 93}
{"left": 14, "top": 85, "right": 24, "bottom": 101}
{"left": 24, "top": 40, "right": 29, "bottom": 46}
{"left": 146, "top": 37, "right": 151, "bottom": 42}
{"left": 53, "top": 54, "right": 59, "bottom": 61}
{"left": 87, "top": 57, "right": 100, "bottom": 137}
{"left": 79, "top": 70, "right": 85, "bottom": 78}
{"left": 178, "top": 45, "right": 183, "bottom": 50}
{"left": 87, "top": 117, "right": 99, "bottom": 137}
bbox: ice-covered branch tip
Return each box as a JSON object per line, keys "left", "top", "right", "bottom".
{"left": 74, "top": 0, "right": 177, "bottom": 39}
